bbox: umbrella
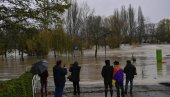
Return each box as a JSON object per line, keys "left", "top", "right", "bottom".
{"left": 31, "top": 60, "right": 48, "bottom": 75}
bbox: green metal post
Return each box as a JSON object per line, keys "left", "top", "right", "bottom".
{"left": 156, "top": 49, "right": 162, "bottom": 63}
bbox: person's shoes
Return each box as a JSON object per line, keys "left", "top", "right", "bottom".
{"left": 78, "top": 92, "right": 80, "bottom": 95}
{"left": 124, "top": 92, "right": 127, "bottom": 95}
{"left": 130, "top": 91, "right": 133, "bottom": 95}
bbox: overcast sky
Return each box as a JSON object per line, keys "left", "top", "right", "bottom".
{"left": 77, "top": 0, "right": 170, "bottom": 23}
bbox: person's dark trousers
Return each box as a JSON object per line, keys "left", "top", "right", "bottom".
{"left": 115, "top": 82, "right": 124, "bottom": 97}
{"left": 104, "top": 82, "right": 113, "bottom": 97}
{"left": 125, "top": 78, "right": 133, "bottom": 94}
{"left": 55, "top": 83, "right": 65, "bottom": 97}
{"left": 73, "top": 81, "right": 80, "bottom": 95}
{"left": 40, "top": 80, "right": 47, "bottom": 97}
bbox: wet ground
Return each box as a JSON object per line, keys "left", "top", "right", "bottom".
{"left": 32, "top": 76, "right": 170, "bottom": 97}
{"left": 35, "top": 82, "right": 170, "bottom": 97}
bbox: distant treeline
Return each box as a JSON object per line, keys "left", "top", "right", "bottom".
{"left": 0, "top": 0, "right": 170, "bottom": 60}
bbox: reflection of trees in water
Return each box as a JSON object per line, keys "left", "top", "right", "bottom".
{"left": 141, "top": 64, "right": 145, "bottom": 79}
{"left": 137, "top": 57, "right": 147, "bottom": 79}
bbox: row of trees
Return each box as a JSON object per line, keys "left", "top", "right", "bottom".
{"left": 69, "top": 2, "right": 170, "bottom": 57}
{"left": 0, "top": 0, "right": 170, "bottom": 59}
{"left": 73, "top": 4, "right": 146, "bottom": 57}
{"left": 0, "top": 0, "right": 71, "bottom": 60}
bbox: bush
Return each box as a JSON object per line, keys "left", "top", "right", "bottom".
{"left": 0, "top": 72, "right": 33, "bottom": 97}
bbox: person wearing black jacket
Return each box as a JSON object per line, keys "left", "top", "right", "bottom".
{"left": 69, "top": 61, "right": 81, "bottom": 95}
{"left": 53, "top": 60, "right": 67, "bottom": 97}
{"left": 39, "top": 69, "right": 48, "bottom": 97}
{"left": 101, "top": 60, "right": 113, "bottom": 97}
{"left": 124, "top": 60, "right": 137, "bottom": 95}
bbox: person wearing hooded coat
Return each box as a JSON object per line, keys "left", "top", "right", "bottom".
{"left": 101, "top": 60, "right": 113, "bottom": 97}
{"left": 113, "top": 61, "right": 124, "bottom": 97}
{"left": 124, "top": 60, "right": 137, "bottom": 95}
{"left": 53, "top": 60, "right": 67, "bottom": 97}
{"left": 69, "top": 61, "right": 81, "bottom": 95}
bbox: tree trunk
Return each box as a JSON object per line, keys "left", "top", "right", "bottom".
{"left": 15, "top": 49, "right": 17, "bottom": 60}
{"left": 104, "top": 37, "right": 106, "bottom": 60}
{"left": 21, "top": 50, "right": 24, "bottom": 61}
{"left": 4, "top": 48, "right": 7, "bottom": 60}
{"left": 54, "top": 50, "right": 56, "bottom": 59}
{"left": 95, "top": 42, "right": 98, "bottom": 58}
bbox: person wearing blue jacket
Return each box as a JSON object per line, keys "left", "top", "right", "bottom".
{"left": 113, "top": 61, "right": 124, "bottom": 97}
{"left": 53, "top": 60, "right": 67, "bottom": 97}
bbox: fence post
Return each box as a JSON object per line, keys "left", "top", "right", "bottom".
{"left": 156, "top": 49, "right": 162, "bottom": 63}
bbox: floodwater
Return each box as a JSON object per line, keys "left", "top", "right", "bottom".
{"left": 0, "top": 44, "right": 170, "bottom": 85}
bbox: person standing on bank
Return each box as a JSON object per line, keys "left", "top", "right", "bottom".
{"left": 113, "top": 61, "right": 124, "bottom": 97}
{"left": 37, "top": 59, "right": 48, "bottom": 97}
{"left": 39, "top": 69, "right": 48, "bottom": 97}
{"left": 101, "top": 60, "right": 113, "bottom": 97}
{"left": 69, "top": 61, "right": 81, "bottom": 96}
{"left": 124, "top": 60, "right": 137, "bottom": 95}
{"left": 53, "top": 60, "right": 67, "bottom": 97}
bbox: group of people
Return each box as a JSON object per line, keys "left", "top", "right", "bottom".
{"left": 102, "top": 60, "right": 137, "bottom": 97}
{"left": 38, "top": 59, "right": 136, "bottom": 97}
{"left": 38, "top": 60, "right": 81, "bottom": 97}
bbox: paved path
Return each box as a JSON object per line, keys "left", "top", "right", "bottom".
{"left": 34, "top": 77, "right": 170, "bottom": 97}
{"left": 36, "top": 84, "right": 170, "bottom": 97}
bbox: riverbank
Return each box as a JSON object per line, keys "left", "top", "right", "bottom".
{"left": 34, "top": 76, "right": 170, "bottom": 97}
{"left": 35, "top": 83, "right": 170, "bottom": 97}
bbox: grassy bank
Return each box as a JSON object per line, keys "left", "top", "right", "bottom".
{"left": 0, "top": 72, "right": 33, "bottom": 97}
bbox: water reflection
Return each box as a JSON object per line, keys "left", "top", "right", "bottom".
{"left": 0, "top": 45, "right": 170, "bottom": 85}
{"left": 157, "top": 62, "right": 163, "bottom": 76}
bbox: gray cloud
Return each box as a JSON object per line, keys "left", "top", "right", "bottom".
{"left": 77, "top": 0, "right": 170, "bottom": 23}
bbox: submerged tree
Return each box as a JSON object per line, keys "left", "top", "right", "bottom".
{"left": 107, "top": 9, "right": 124, "bottom": 48}
{"left": 86, "top": 16, "right": 104, "bottom": 57}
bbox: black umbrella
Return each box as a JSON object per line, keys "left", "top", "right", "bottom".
{"left": 31, "top": 60, "right": 48, "bottom": 75}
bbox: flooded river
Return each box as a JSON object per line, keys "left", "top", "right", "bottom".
{"left": 0, "top": 44, "right": 170, "bottom": 85}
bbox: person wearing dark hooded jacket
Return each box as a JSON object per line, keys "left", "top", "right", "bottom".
{"left": 69, "top": 61, "right": 81, "bottom": 95}
{"left": 124, "top": 60, "right": 137, "bottom": 95}
{"left": 101, "top": 60, "right": 113, "bottom": 97}
{"left": 53, "top": 60, "right": 67, "bottom": 97}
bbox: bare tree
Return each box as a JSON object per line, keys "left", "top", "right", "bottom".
{"left": 137, "top": 6, "right": 145, "bottom": 44}
{"left": 64, "top": 0, "right": 93, "bottom": 53}
{"left": 120, "top": 6, "right": 128, "bottom": 43}
{"left": 127, "top": 4, "right": 136, "bottom": 44}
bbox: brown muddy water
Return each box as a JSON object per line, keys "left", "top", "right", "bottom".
{"left": 0, "top": 44, "right": 170, "bottom": 85}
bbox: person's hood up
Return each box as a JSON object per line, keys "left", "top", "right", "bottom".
{"left": 74, "top": 61, "right": 78, "bottom": 66}
{"left": 105, "top": 60, "right": 110, "bottom": 66}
